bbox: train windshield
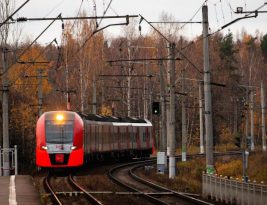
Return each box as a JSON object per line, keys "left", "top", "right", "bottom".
{"left": 45, "top": 121, "right": 74, "bottom": 144}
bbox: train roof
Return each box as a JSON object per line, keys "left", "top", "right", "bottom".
{"left": 77, "top": 112, "right": 150, "bottom": 124}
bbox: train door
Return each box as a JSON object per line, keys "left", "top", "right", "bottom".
{"left": 136, "top": 127, "right": 141, "bottom": 149}
{"left": 84, "top": 123, "right": 88, "bottom": 154}
{"left": 131, "top": 126, "right": 136, "bottom": 149}
{"left": 108, "top": 126, "right": 112, "bottom": 151}
{"left": 126, "top": 126, "right": 130, "bottom": 149}
{"left": 99, "top": 125, "right": 103, "bottom": 152}
{"left": 90, "top": 124, "right": 95, "bottom": 152}
{"left": 95, "top": 125, "right": 99, "bottom": 152}
{"left": 146, "top": 127, "right": 150, "bottom": 149}
{"left": 118, "top": 127, "right": 121, "bottom": 150}
{"left": 120, "top": 126, "right": 126, "bottom": 150}
{"left": 111, "top": 126, "right": 115, "bottom": 151}
{"left": 140, "top": 126, "right": 146, "bottom": 149}
{"left": 113, "top": 126, "right": 119, "bottom": 150}
{"left": 102, "top": 125, "right": 108, "bottom": 152}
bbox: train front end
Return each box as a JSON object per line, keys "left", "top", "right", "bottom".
{"left": 36, "top": 111, "right": 84, "bottom": 168}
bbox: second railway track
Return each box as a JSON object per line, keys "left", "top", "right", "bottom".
{"left": 108, "top": 159, "right": 213, "bottom": 205}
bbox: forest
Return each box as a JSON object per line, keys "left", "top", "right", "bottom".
{"left": 1, "top": 5, "right": 267, "bottom": 172}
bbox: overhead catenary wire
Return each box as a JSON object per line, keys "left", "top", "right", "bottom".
{"left": 1, "top": 13, "right": 62, "bottom": 77}
{"left": 180, "top": 2, "right": 267, "bottom": 56}
{"left": 219, "top": 0, "right": 226, "bottom": 24}
{"left": 0, "top": 0, "right": 30, "bottom": 28}
{"left": 139, "top": 14, "right": 203, "bottom": 74}
{"left": 179, "top": 0, "right": 207, "bottom": 31}
{"left": 43, "top": 0, "right": 66, "bottom": 18}
{"left": 69, "top": 0, "right": 84, "bottom": 31}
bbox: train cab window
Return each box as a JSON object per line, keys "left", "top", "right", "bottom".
{"left": 45, "top": 121, "right": 74, "bottom": 144}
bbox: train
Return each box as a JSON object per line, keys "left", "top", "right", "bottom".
{"left": 36, "top": 111, "right": 154, "bottom": 168}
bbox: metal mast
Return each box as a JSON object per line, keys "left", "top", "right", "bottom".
{"left": 168, "top": 42, "right": 176, "bottom": 178}
{"left": 202, "top": 5, "right": 214, "bottom": 174}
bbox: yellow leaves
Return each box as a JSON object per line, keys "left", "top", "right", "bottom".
{"left": 218, "top": 125, "right": 233, "bottom": 144}
{"left": 100, "top": 105, "right": 113, "bottom": 116}
{"left": 242, "top": 33, "right": 253, "bottom": 44}
{"left": 215, "top": 159, "right": 242, "bottom": 177}
{"left": 10, "top": 103, "right": 36, "bottom": 131}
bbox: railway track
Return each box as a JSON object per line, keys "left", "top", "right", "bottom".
{"left": 44, "top": 172, "right": 103, "bottom": 205}
{"left": 108, "top": 159, "right": 213, "bottom": 205}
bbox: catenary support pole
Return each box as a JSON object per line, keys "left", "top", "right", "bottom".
{"left": 38, "top": 69, "right": 43, "bottom": 117}
{"left": 250, "top": 90, "right": 255, "bottom": 151}
{"left": 245, "top": 88, "right": 249, "bottom": 143}
{"left": 261, "top": 81, "right": 266, "bottom": 151}
{"left": 159, "top": 60, "right": 167, "bottom": 172}
{"left": 199, "top": 82, "right": 204, "bottom": 154}
{"left": 80, "top": 60, "right": 84, "bottom": 112}
{"left": 127, "top": 42, "right": 131, "bottom": 117}
{"left": 159, "top": 60, "right": 167, "bottom": 153}
{"left": 14, "top": 145, "right": 18, "bottom": 175}
{"left": 168, "top": 42, "right": 176, "bottom": 179}
{"left": 2, "top": 48, "right": 10, "bottom": 176}
{"left": 93, "top": 75, "right": 97, "bottom": 114}
{"left": 202, "top": 5, "right": 214, "bottom": 174}
{"left": 181, "top": 68, "right": 187, "bottom": 161}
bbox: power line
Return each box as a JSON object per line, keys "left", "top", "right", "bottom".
{"left": 69, "top": 0, "right": 84, "bottom": 31}
{"left": 2, "top": 14, "right": 61, "bottom": 77}
{"left": 179, "top": 0, "right": 207, "bottom": 31}
{"left": 181, "top": 3, "right": 267, "bottom": 58}
{"left": 139, "top": 14, "right": 202, "bottom": 74}
{"left": 0, "top": 0, "right": 30, "bottom": 28}
{"left": 43, "top": 0, "right": 66, "bottom": 17}
{"left": 16, "top": 15, "right": 137, "bottom": 22}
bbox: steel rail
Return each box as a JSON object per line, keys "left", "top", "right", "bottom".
{"left": 129, "top": 164, "right": 213, "bottom": 205}
{"left": 108, "top": 159, "right": 173, "bottom": 205}
{"left": 68, "top": 174, "right": 104, "bottom": 205}
{"left": 44, "top": 173, "right": 63, "bottom": 205}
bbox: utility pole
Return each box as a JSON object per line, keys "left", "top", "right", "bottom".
{"left": 159, "top": 60, "right": 167, "bottom": 153}
{"left": 2, "top": 48, "right": 10, "bottom": 176}
{"left": 199, "top": 82, "right": 204, "bottom": 154}
{"left": 92, "top": 75, "right": 97, "bottom": 114}
{"left": 261, "top": 81, "right": 266, "bottom": 151}
{"left": 143, "top": 61, "right": 148, "bottom": 119}
{"left": 181, "top": 68, "right": 187, "bottom": 161}
{"left": 37, "top": 69, "right": 43, "bottom": 117}
{"left": 158, "top": 60, "right": 167, "bottom": 173}
{"left": 127, "top": 43, "right": 131, "bottom": 117}
{"left": 245, "top": 89, "right": 249, "bottom": 142}
{"left": 250, "top": 90, "right": 255, "bottom": 151}
{"left": 80, "top": 61, "right": 84, "bottom": 113}
{"left": 168, "top": 42, "right": 176, "bottom": 179}
{"left": 202, "top": 5, "right": 214, "bottom": 174}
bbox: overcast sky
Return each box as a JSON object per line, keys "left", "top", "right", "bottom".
{"left": 14, "top": 0, "right": 267, "bottom": 44}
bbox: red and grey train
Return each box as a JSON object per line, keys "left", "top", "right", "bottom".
{"left": 36, "top": 111, "right": 154, "bottom": 168}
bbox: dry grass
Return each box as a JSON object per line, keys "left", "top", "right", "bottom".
{"left": 141, "top": 150, "right": 267, "bottom": 195}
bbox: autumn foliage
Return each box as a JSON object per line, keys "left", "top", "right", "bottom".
{"left": 0, "top": 9, "right": 266, "bottom": 172}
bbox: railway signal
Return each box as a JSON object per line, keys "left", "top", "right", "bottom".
{"left": 152, "top": 102, "right": 160, "bottom": 115}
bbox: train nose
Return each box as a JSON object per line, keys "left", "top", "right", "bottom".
{"left": 55, "top": 154, "right": 65, "bottom": 163}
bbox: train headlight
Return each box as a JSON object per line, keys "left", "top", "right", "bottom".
{"left": 56, "top": 114, "right": 64, "bottom": 121}
{"left": 41, "top": 145, "right": 48, "bottom": 150}
{"left": 71, "top": 146, "right": 77, "bottom": 150}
